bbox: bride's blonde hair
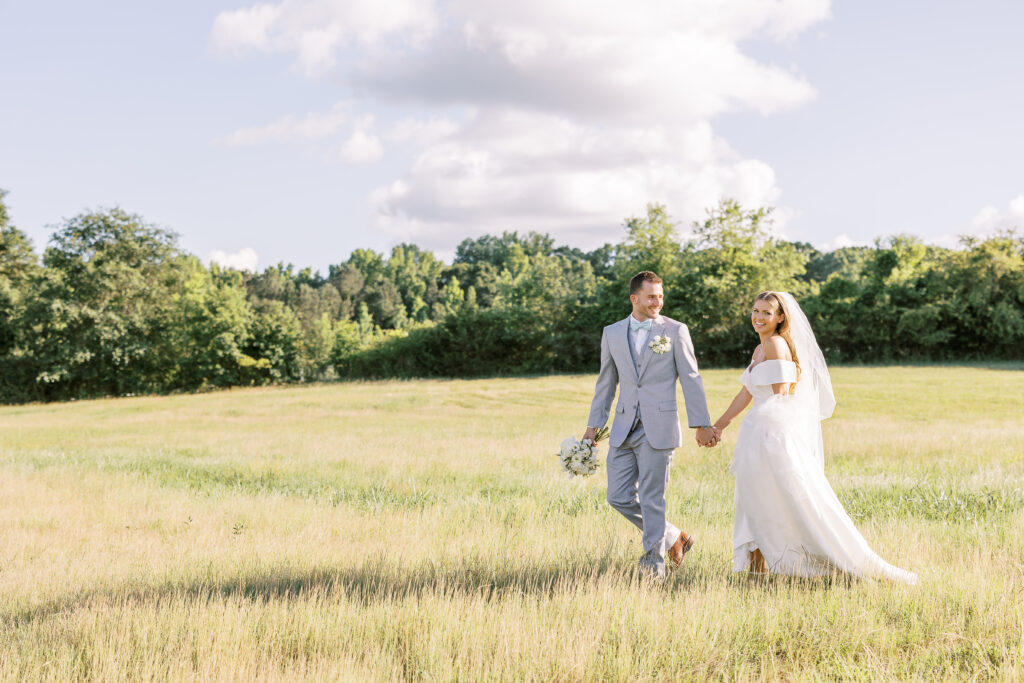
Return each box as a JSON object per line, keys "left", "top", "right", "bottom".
{"left": 756, "top": 291, "right": 800, "bottom": 392}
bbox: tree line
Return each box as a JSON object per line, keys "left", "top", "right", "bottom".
{"left": 1, "top": 189, "right": 1021, "bottom": 403}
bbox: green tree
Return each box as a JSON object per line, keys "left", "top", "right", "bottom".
{"left": 439, "top": 275, "right": 465, "bottom": 316}
{"left": 242, "top": 299, "right": 302, "bottom": 383}
{"left": 246, "top": 263, "right": 295, "bottom": 303}
{"left": 347, "top": 249, "right": 385, "bottom": 284}
{"left": 169, "top": 259, "right": 253, "bottom": 390}
{"left": 804, "top": 245, "right": 872, "bottom": 283}
{"left": 387, "top": 244, "right": 444, "bottom": 321}
{"left": 454, "top": 231, "right": 555, "bottom": 268}
{"left": 364, "top": 277, "right": 405, "bottom": 328}
{"left": 300, "top": 312, "right": 336, "bottom": 380}
{"left": 0, "top": 190, "right": 42, "bottom": 401}
{"left": 27, "top": 208, "right": 186, "bottom": 399}
{"left": 330, "top": 318, "right": 363, "bottom": 376}
{"left": 463, "top": 285, "right": 478, "bottom": 313}
{"left": 327, "top": 262, "right": 365, "bottom": 320}
{"left": 670, "top": 199, "right": 807, "bottom": 365}
{"left": 453, "top": 232, "right": 564, "bottom": 309}
{"left": 355, "top": 302, "right": 375, "bottom": 339}
{"left": 292, "top": 282, "right": 340, "bottom": 325}
{"left": 597, "top": 203, "right": 687, "bottom": 328}
{"left": 614, "top": 203, "right": 684, "bottom": 281}
{"left": 954, "top": 232, "right": 1024, "bottom": 356}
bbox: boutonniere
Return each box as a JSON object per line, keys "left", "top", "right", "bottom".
{"left": 649, "top": 335, "right": 671, "bottom": 354}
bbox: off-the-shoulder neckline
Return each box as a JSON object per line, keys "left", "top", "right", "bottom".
{"left": 747, "top": 358, "right": 797, "bottom": 372}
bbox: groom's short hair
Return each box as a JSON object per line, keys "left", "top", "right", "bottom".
{"left": 630, "top": 271, "right": 663, "bottom": 295}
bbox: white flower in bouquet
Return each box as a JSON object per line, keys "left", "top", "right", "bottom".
{"left": 556, "top": 426, "right": 610, "bottom": 478}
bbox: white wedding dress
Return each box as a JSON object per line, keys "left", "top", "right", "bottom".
{"left": 731, "top": 358, "right": 918, "bottom": 585}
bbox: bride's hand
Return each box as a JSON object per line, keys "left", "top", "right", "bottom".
{"left": 696, "top": 426, "right": 719, "bottom": 447}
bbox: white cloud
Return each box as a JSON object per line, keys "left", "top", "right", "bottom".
{"left": 924, "top": 195, "right": 1024, "bottom": 249}
{"left": 220, "top": 102, "right": 384, "bottom": 163}
{"left": 209, "top": 247, "right": 260, "bottom": 272}
{"left": 388, "top": 116, "right": 460, "bottom": 146}
{"left": 222, "top": 102, "right": 351, "bottom": 146}
{"left": 970, "top": 195, "right": 1024, "bottom": 235}
{"left": 372, "top": 112, "right": 782, "bottom": 249}
{"left": 816, "top": 233, "right": 869, "bottom": 252}
{"left": 211, "top": 0, "right": 438, "bottom": 77}
{"left": 927, "top": 234, "right": 962, "bottom": 250}
{"left": 210, "top": 3, "right": 283, "bottom": 55}
{"left": 338, "top": 115, "right": 383, "bottom": 163}
{"left": 213, "top": 0, "right": 831, "bottom": 248}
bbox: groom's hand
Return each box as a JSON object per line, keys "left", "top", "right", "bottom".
{"left": 696, "top": 426, "right": 719, "bottom": 447}
{"left": 582, "top": 427, "right": 598, "bottom": 443}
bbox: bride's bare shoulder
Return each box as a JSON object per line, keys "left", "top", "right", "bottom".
{"left": 763, "top": 335, "right": 792, "bottom": 361}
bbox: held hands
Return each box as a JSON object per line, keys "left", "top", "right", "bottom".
{"left": 695, "top": 426, "right": 721, "bottom": 448}
{"left": 582, "top": 425, "right": 721, "bottom": 447}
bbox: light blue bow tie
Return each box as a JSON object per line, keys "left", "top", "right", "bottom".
{"left": 630, "top": 318, "right": 653, "bottom": 331}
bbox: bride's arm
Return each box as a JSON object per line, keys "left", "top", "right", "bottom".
{"left": 713, "top": 387, "right": 752, "bottom": 434}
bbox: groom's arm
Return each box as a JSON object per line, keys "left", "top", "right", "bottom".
{"left": 584, "top": 328, "right": 617, "bottom": 440}
{"left": 672, "top": 323, "right": 713, "bottom": 429}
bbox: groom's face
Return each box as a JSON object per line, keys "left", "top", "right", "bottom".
{"left": 631, "top": 281, "right": 663, "bottom": 321}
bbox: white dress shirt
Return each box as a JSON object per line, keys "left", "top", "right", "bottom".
{"left": 630, "top": 315, "right": 655, "bottom": 358}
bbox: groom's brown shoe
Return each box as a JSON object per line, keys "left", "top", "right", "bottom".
{"left": 668, "top": 531, "right": 695, "bottom": 569}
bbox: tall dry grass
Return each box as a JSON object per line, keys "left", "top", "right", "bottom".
{"left": 1, "top": 365, "right": 1022, "bottom": 680}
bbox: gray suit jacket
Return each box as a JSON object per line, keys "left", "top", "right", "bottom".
{"left": 587, "top": 316, "right": 712, "bottom": 450}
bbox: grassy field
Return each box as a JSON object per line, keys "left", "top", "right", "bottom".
{"left": 1, "top": 365, "right": 1023, "bottom": 681}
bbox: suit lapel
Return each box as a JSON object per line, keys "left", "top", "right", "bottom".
{"left": 637, "top": 318, "right": 664, "bottom": 379}
{"left": 613, "top": 317, "right": 639, "bottom": 380}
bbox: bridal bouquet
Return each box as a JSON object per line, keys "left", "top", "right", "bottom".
{"left": 557, "top": 426, "right": 610, "bottom": 478}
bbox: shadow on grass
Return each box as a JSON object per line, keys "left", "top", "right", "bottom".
{"left": 3, "top": 546, "right": 855, "bottom": 629}
{"left": 0, "top": 551, "right": 685, "bottom": 623}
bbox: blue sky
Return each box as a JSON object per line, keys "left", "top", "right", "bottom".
{"left": 2, "top": 0, "right": 1022, "bottom": 274}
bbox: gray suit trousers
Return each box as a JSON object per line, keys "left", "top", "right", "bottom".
{"left": 606, "top": 421, "right": 681, "bottom": 576}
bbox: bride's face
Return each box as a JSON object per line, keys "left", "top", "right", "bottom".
{"left": 751, "top": 299, "right": 784, "bottom": 335}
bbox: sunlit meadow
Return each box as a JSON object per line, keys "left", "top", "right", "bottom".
{"left": 1, "top": 365, "right": 1023, "bottom": 680}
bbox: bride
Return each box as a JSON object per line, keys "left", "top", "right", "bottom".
{"left": 713, "top": 291, "right": 917, "bottom": 584}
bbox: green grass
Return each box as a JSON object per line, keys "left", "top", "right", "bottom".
{"left": 0, "top": 366, "right": 1023, "bottom": 680}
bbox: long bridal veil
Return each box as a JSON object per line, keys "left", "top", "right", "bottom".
{"left": 778, "top": 292, "right": 835, "bottom": 421}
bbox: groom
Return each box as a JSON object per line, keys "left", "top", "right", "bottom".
{"left": 583, "top": 271, "right": 719, "bottom": 578}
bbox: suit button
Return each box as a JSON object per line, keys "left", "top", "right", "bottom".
{"left": 637, "top": 383, "right": 642, "bottom": 388}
